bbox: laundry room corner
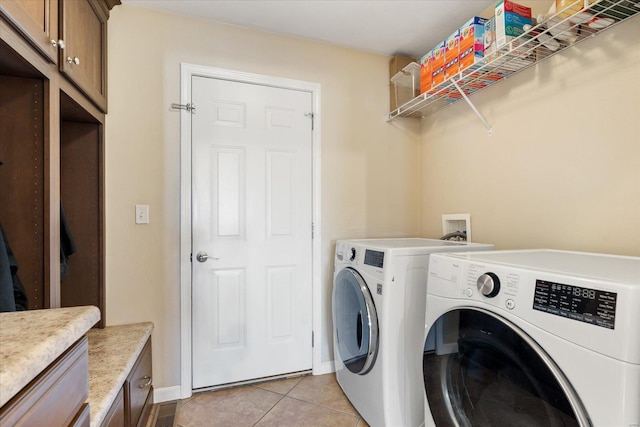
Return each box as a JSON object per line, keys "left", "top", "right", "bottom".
{"left": 418, "top": 15, "right": 640, "bottom": 256}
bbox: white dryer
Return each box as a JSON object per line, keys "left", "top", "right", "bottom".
{"left": 332, "top": 238, "right": 493, "bottom": 427}
{"left": 423, "top": 249, "right": 640, "bottom": 427}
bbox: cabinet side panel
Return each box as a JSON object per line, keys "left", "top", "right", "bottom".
{"left": 60, "top": 121, "right": 101, "bottom": 314}
{"left": 0, "top": 75, "right": 46, "bottom": 309}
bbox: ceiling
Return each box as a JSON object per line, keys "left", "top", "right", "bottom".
{"left": 121, "top": 0, "right": 504, "bottom": 59}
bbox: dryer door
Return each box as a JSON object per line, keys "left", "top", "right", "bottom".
{"left": 423, "top": 308, "right": 590, "bottom": 427}
{"left": 333, "top": 267, "right": 379, "bottom": 375}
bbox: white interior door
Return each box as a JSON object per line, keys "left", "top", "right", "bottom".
{"left": 191, "top": 76, "right": 313, "bottom": 389}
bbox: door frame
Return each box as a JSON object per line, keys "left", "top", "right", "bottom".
{"left": 179, "top": 63, "right": 322, "bottom": 399}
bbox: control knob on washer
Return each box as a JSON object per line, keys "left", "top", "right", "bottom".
{"left": 477, "top": 272, "right": 500, "bottom": 298}
{"left": 349, "top": 247, "right": 357, "bottom": 261}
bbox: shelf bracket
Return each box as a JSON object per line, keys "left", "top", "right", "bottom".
{"left": 451, "top": 80, "right": 493, "bottom": 136}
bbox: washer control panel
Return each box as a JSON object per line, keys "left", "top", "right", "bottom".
{"left": 477, "top": 272, "right": 500, "bottom": 298}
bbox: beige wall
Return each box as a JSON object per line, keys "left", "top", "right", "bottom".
{"left": 420, "top": 17, "right": 640, "bottom": 256}
{"left": 108, "top": 4, "right": 639, "bottom": 395}
{"left": 106, "top": 6, "right": 420, "bottom": 391}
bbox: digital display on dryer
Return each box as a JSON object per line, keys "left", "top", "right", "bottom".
{"left": 364, "top": 250, "right": 384, "bottom": 268}
{"left": 533, "top": 280, "right": 617, "bottom": 329}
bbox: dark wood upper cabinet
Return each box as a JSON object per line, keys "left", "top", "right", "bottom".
{"left": 1, "top": 0, "right": 112, "bottom": 112}
{"left": 59, "top": 0, "right": 108, "bottom": 112}
{"left": 0, "top": 0, "right": 59, "bottom": 63}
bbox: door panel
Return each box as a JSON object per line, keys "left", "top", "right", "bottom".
{"left": 191, "top": 76, "right": 313, "bottom": 389}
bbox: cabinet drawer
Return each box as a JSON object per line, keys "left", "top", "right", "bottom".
{"left": 0, "top": 336, "right": 89, "bottom": 427}
{"left": 125, "top": 338, "right": 153, "bottom": 427}
{"left": 70, "top": 403, "right": 91, "bottom": 427}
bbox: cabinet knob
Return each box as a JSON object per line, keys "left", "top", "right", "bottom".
{"left": 51, "top": 39, "right": 66, "bottom": 49}
{"left": 66, "top": 56, "right": 80, "bottom": 65}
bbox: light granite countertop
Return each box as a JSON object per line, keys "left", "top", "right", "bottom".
{"left": 0, "top": 306, "right": 101, "bottom": 407}
{"left": 87, "top": 322, "right": 153, "bottom": 427}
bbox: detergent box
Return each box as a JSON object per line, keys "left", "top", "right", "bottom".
{"left": 484, "top": 17, "right": 497, "bottom": 58}
{"left": 430, "top": 41, "right": 446, "bottom": 87}
{"left": 420, "top": 50, "right": 432, "bottom": 94}
{"left": 444, "top": 30, "right": 460, "bottom": 79}
{"left": 494, "top": 0, "right": 532, "bottom": 52}
{"left": 459, "top": 17, "right": 487, "bottom": 72}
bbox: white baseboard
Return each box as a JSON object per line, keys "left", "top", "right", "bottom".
{"left": 155, "top": 361, "right": 334, "bottom": 403}
{"left": 313, "top": 360, "right": 335, "bottom": 376}
{"left": 154, "top": 385, "right": 182, "bottom": 403}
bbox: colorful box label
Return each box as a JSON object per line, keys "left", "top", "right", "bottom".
{"left": 420, "top": 51, "right": 432, "bottom": 94}
{"left": 431, "top": 41, "right": 446, "bottom": 87}
{"left": 459, "top": 17, "right": 488, "bottom": 72}
{"left": 495, "top": 0, "right": 532, "bottom": 51}
{"left": 444, "top": 30, "right": 460, "bottom": 79}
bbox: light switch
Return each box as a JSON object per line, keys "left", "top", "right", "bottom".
{"left": 135, "top": 204, "right": 149, "bottom": 224}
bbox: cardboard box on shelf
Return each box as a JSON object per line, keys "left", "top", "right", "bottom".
{"left": 484, "top": 17, "right": 497, "bottom": 59}
{"left": 389, "top": 55, "right": 416, "bottom": 111}
{"left": 444, "top": 30, "right": 461, "bottom": 79}
{"left": 431, "top": 41, "right": 446, "bottom": 87}
{"left": 459, "top": 17, "right": 488, "bottom": 72}
{"left": 389, "top": 55, "right": 415, "bottom": 76}
{"left": 420, "top": 51, "right": 432, "bottom": 94}
{"left": 495, "top": 0, "right": 532, "bottom": 54}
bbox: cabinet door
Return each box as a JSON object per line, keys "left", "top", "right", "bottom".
{"left": 125, "top": 338, "right": 153, "bottom": 427}
{"left": 102, "top": 387, "right": 125, "bottom": 427}
{"left": 59, "top": 0, "right": 107, "bottom": 111}
{"left": 0, "top": 0, "right": 59, "bottom": 62}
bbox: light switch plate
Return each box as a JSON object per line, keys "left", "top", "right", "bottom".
{"left": 135, "top": 204, "right": 149, "bottom": 224}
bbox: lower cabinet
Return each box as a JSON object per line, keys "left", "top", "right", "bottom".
{"left": 101, "top": 337, "right": 153, "bottom": 427}
{"left": 102, "top": 387, "right": 125, "bottom": 427}
{"left": 0, "top": 336, "right": 89, "bottom": 426}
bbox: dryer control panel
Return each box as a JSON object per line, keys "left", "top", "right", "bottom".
{"left": 532, "top": 279, "right": 617, "bottom": 329}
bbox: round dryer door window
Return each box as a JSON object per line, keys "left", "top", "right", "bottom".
{"left": 333, "top": 267, "right": 379, "bottom": 375}
{"left": 424, "top": 309, "right": 590, "bottom": 427}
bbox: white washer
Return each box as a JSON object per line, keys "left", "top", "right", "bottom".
{"left": 423, "top": 249, "right": 640, "bottom": 427}
{"left": 332, "top": 238, "right": 493, "bottom": 427}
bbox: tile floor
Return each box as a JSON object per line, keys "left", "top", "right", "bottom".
{"left": 148, "top": 373, "right": 370, "bottom": 427}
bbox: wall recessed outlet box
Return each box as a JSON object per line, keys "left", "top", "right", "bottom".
{"left": 135, "top": 204, "right": 149, "bottom": 224}
{"left": 442, "top": 213, "right": 471, "bottom": 241}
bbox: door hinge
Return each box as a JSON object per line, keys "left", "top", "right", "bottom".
{"left": 190, "top": 253, "right": 192, "bottom": 262}
{"left": 311, "top": 222, "right": 314, "bottom": 239}
{"left": 305, "top": 112, "right": 315, "bottom": 130}
{"left": 171, "top": 103, "right": 196, "bottom": 114}
{"left": 312, "top": 331, "right": 314, "bottom": 347}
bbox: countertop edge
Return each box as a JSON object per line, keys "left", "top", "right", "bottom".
{"left": 0, "top": 306, "right": 101, "bottom": 407}
{"left": 87, "top": 322, "right": 154, "bottom": 427}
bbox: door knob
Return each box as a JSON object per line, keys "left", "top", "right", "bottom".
{"left": 196, "top": 251, "right": 219, "bottom": 262}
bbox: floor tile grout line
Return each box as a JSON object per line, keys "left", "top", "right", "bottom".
{"left": 282, "top": 395, "right": 363, "bottom": 419}
{"left": 251, "top": 392, "right": 288, "bottom": 426}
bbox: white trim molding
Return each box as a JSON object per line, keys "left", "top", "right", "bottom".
{"left": 154, "top": 386, "right": 182, "bottom": 404}
{"left": 179, "top": 63, "right": 322, "bottom": 399}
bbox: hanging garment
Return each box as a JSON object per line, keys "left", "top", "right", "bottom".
{"left": 0, "top": 224, "right": 16, "bottom": 312}
{"left": 60, "top": 204, "right": 77, "bottom": 279}
{"left": 0, "top": 223, "right": 28, "bottom": 311}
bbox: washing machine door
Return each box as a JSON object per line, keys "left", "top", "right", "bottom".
{"left": 424, "top": 308, "right": 590, "bottom": 427}
{"left": 333, "top": 267, "right": 379, "bottom": 375}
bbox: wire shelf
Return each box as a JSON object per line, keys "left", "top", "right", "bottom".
{"left": 385, "top": 0, "right": 640, "bottom": 123}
